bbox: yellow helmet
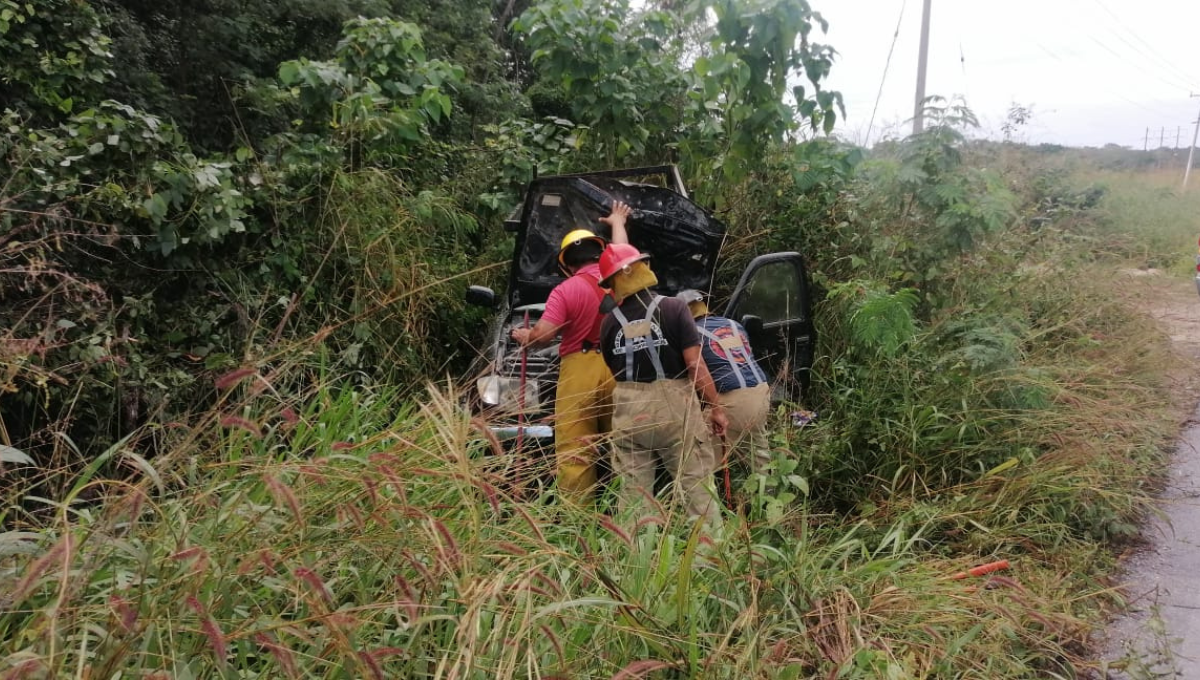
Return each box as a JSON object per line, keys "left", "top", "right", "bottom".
{"left": 557, "top": 229, "right": 607, "bottom": 271}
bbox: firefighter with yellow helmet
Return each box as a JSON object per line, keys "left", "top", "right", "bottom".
{"left": 510, "top": 204, "right": 633, "bottom": 504}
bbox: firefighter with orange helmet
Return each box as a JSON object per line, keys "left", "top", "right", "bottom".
{"left": 597, "top": 241, "right": 727, "bottom": 527}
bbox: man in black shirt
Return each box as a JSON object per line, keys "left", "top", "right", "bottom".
{"left": 597, "top": 243, "right": 727, "bottom": 527}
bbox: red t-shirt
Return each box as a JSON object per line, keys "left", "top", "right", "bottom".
{"left": 541, "top": 263, "right": 606, "bottom": 356}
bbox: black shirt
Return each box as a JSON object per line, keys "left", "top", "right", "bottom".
{"left": 600, "top": 292, "right": 700, "bottom": 382}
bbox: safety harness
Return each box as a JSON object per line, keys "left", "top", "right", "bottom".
{"left": 696, "top": 319, "right": 767, "bottom": 389}
{"left": 610, "top": 295, "right": 668, "bottom": 381}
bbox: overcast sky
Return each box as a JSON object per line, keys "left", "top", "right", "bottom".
{"left": 812, "top": 0, "right": 1200, "bottom": 148}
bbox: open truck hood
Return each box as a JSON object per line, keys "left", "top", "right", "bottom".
{"left": 508, "top": 174, "right": 727, "bottom": 308}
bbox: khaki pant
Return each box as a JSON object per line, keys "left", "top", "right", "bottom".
{"left": 719, "top": 383, "right": 771, "bottom": 474}
{"left": 554, "top": 351, "right": 615, "bottom": 503}
{"left": 611, "top": 379, "right": 721, "bottom": 525}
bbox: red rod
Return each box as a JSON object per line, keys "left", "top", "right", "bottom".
{"left": 516, "top": 311, "right": 529, "bottom": 453}
{"left": 949, "top": 559, "right": 1010, "bottom": 580}
{"left": 721, "top": 439, "right": 732, "bottom": 507}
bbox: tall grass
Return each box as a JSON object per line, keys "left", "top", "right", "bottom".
{"left": 1063, "top": 167, "right": 1200, "bottom": 273}
{"left": 0, "top": 339, "right": 1175, "bottom": 679}
{"left": 0, "top": 385, "right": 1081, "bottom": 678}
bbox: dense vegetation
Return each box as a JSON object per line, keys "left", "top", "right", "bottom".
{"left": 3, "top": 0, "right": 1200, "bottom": 677}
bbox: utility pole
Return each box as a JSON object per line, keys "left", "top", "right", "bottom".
{"left": 1178, "top": 126, "right": 1182, "bottom": 149}
{"left": 1183, "top": 94, "right": 1200, "bottom": 191}
{"left": 1160, "top": 127, "right": 1165, "bottom": 148}
{"left": 912, "top": 0, "right": 932, "bottom": 135}
{"left": 1144, "top": 127, "right": 1149, "bottom": 151}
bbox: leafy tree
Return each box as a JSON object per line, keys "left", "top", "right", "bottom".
{"left": 274, "top": 17, "right": 464, "bottom": 154}
{"left": 510, "top": 0, "right": 844, "bottom": 202}
{"left": 88, "top": 0, "right": 519, "bottom": 152}
{"left": 857, "top": 99, "right": 1017, "bottom": 301}
{"left": 513, "top": 0, "right": 689, "bottom": 164}
{"left": 679, "top": 0, "right": 841, "bottom": 186}
{"left": 0, "top": 0, "right": 114, "bottom": 117}
{"left": 1, "top": 10, "right": 481, "bottom": 469}
{"left": 95, "top": 0, "right": 375, "bottom": 150}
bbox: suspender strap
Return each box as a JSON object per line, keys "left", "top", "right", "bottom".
{"left": 697, "top": 320, "right": 767, "bottom": 388}
{"left": 611, "top": 296, "right": 667, "bottom": 381}
{"left": 698, "top": 325, "right": 747, "bottom": 389}
{"left": 583, "top": 271, "right": 606, "bottom": 346}
{"left": 733, "top": 320, "right": 768, "bottom": 383}
{"left": 610, "top": 306, "right": 636, "bottom": 381}
{"left": 643, "top": 296, "right": 667, "bottom": 380}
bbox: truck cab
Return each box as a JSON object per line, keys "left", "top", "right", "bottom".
{"left": 466, "top": 166, "right": 815, "bottom": 449}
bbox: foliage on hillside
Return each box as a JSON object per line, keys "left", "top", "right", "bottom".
{"left": 1, "top": 3, "right": 498, "bottom": 467}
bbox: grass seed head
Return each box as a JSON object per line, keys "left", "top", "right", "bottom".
{"left": 430, "top": 517, "right": 462, "bottom": 572}
{"left": 612, "top": 659, "right": 676, "bottom": 679}
{"left": 394, "top": 574, "right": 420, "bottom": 622}
{"left": 357, "top": 650, "right": 385, "bottom": 680}
{"left": 293, "top": 567, "right": 334, "bottom": 607}
{"left": 186, "top": 595, "right": 227, "bottom": 666}
{"left": 215, "top": 367, "right": 257, "bottom": 390}
{"left": 255, "top": 633, "right": 300, "bottom": 680}
{"left": 219, "top": 415, "right": 262, "bottom": 438}
{"left": 263, "top": 473, "right": 303, "bottom": 523}
{"left": 9, "top": 534, "right": 74, "bottom": 608}
{"left": 598, "top": 515, "right": 633, "bottom": 547}
{"left": 108, "top": 594, "right": 138, "bottom": 632}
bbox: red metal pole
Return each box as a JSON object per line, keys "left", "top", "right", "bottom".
{"left": 949, "top": 559, "right": 1010, "bottom": 580}
{"left": 516, "top": 311, "right": 529, "bottom": 453}
{"left": 721, "top": 439, "right": 732, "bottom": 507}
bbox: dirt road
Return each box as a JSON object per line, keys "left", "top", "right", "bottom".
{"left": 1097, "top": 269, "right": 1200, "bottom": 678}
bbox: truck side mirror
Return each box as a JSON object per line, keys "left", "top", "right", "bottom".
{"left": 466, "top": 285, "right": 497, "bottom": 308}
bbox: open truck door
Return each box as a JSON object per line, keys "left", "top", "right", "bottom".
{"left": 723, "top": 252, "right": 816, "bottom": 402}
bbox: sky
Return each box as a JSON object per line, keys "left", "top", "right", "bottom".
{"left": 811, "top": 0, "right": 1200, "bottom": 148}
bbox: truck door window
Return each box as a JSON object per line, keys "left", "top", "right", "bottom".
{"left": 734, "top": 261, "right": 805, "bottom": 324}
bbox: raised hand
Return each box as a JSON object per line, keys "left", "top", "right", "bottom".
{"left": 599, "top": 200, "right": 632, "bottom": 244}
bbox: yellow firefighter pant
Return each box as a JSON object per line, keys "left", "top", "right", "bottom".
{"left": 718, "top": 383, "right": 772, "bottom": 474}
{"left": 554, "top": 351, "right": 615, "bottom": 503}
{"left": 611, "top": 379, "right": 722, "bottom": 526}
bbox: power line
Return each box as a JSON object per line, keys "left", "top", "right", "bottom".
{"left": 957, "top": 40, "right": 969, "bottom": 102}
{"left": 1033, "top": 41, "right": 1065, "bottom": 62}
{"left": 1183, "top": 94, "right": 1200, "bottom": 190}
{"left": 949, "top": 0, "right": 969, "bottom": 101}
{"left": 1088, "top": 0, "right": 1200, "bottom": 91}
{"left": 1085, "top": 34, "right": 1197, "bottom": 97}
{"left": 1094, "top": 32, "right": 1199, "bottom": 93}
{"left": 1036, "top": 39, "right": 1180, "bottom": 120}
{"left": 1092, "top": 19, "right": 1196, "bottom": 89}
{"left": 1030, "top": 20, "right": 1195, "bottom": 96}
{"left": 1105, "top": 88, "right": 1182, "bottom": 119}
{"left": 866, "top": 0, "right": 906, "bottom": 146}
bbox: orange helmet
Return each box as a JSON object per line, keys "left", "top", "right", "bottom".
{"left": 598, "top": 243, "right": 650, "bottom": 286}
